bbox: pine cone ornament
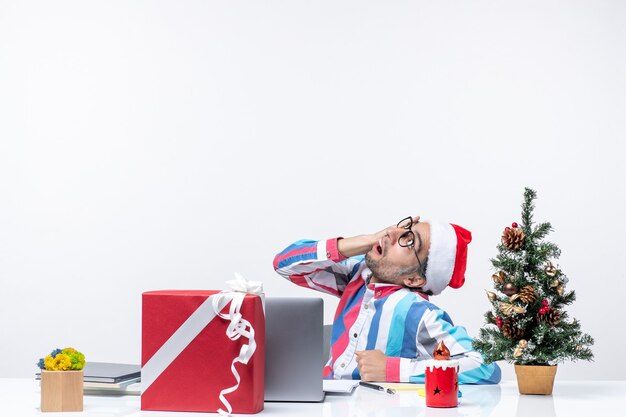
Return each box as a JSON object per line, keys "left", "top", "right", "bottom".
{"left": 538, "top": 308, "right": 561, "bottom": 326}
{"left": 546, "top": 309, "right": 561, "bottom": 326}
{"left": 502, "top": 227, "right": 525, "bottom": 251}
{"left": 501, "top": 318, "right": 524, "bottom": 340}
{"left": 518, "top": 286, "right": 537, "bottom": 304}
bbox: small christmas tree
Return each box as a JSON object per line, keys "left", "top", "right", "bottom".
{"left": 473, "top": 188, "right": 594, "bottom": 366}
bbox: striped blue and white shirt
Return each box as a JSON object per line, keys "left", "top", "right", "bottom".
{"left": 274, "top": 237, "right": 501, "bottom": 384}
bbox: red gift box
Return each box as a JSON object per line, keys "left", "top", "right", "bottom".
{"left": 141, "top": 290, "right": 265, "bottom": 414}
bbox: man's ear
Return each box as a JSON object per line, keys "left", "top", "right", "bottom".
{"left": 403, "top": 275, "right": 426, "bottom": 289}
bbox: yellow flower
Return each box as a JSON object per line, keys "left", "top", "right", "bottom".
{"left": 43, "top": 355, "right": 55, "bottom": 370}
{"left": 39, "top": 347, "right": 86, "bottom": 371}
{"left": 52, "top": 353, "right": 72, "bottom": 371}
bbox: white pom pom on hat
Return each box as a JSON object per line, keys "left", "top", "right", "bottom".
{"left": 421, "top": 220, "right": 472, "bottom": 296}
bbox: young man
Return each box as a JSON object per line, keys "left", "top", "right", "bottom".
{"left": 273, "top": 216, "right": 501, "bottom": 384}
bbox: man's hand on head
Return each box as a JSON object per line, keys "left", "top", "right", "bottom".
{"left": 355, "top": 349, "right": 387, "bottom": 382}
{"left": 336, "top": 215, "right": 421, "bottom": 258}
{"left": 372, "top": 216, "right": 420, "bottom": 241}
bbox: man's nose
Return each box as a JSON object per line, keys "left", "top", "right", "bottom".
{"left": 387, "top": 227, "right": 404, "bottom": 243}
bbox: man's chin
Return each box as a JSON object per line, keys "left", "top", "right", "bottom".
{"left": 366, "top": 256, "right": 408, "bottom": 286}
{"left": 364, "top": 257, "right": 388, "bottom": 284}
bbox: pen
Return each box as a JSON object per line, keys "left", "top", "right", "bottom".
{"left": 359, "top": 381, "right": 396, "bottom": 395}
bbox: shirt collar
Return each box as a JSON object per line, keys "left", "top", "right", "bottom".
{"left": 366, "top": 282, "right": 404, "bottom": 299}
{"left": 364, "top": 270, "right": 430, "bottom": 301}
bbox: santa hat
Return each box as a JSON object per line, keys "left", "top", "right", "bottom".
{"left": 421, "top": 220, "right": 472, "bottom": 296}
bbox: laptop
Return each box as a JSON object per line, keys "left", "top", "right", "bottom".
{"left": 264, "top": 297, "right": 325, "bottom": 402}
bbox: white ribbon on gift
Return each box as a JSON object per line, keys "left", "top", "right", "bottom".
{"left": 141, "top": 273, "right": 264, "bottom": 416}
{"left": 211, "top": 273, "right": 264, "bottom": 416}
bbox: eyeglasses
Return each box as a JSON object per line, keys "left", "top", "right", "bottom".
{"left": 397, "top": 216, "right": 423, "bottom": 272}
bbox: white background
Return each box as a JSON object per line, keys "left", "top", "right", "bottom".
{"left": 1, "top": 1, "right": 624, "bottom": 381}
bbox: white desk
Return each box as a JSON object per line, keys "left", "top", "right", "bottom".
{"left": 1, "top": 379, "right": 623, "bottom": 417}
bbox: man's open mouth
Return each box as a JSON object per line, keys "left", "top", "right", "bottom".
{"left": 376, "top": 240, "right": 383, "bottom": 255}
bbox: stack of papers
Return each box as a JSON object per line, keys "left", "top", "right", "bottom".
{"left": 84, "top": 381, "right": 141, "bottom": 396}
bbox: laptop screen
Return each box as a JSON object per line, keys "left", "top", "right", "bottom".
{"left": 264, "top": 297, "right": 325, "bottom": 402}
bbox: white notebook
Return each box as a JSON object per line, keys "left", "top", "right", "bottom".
{"left": 323, "top": 380, "right": 359, "bottom": 394}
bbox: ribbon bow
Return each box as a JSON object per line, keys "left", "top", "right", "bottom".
{"left": 225, "top": 272, "right": 264, "bottom": 295}
{"left": 212, "top": 273, "right": 264, "bottom": 416}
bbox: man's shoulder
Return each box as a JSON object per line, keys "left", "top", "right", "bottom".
{"left": 345, "top": 255, "right": 366, "bottom": 266}
{"left": 346, "top": 257, "right": 368, "bottom": 276}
